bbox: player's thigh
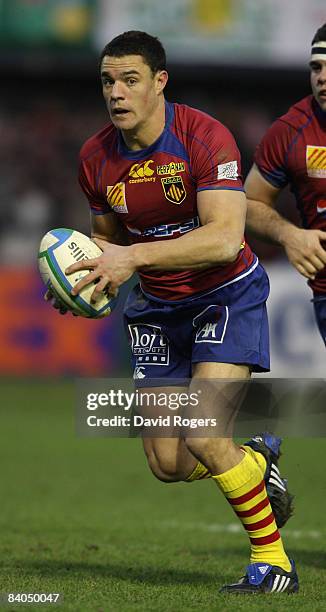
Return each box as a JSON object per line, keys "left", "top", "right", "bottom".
{"left": 192, "top": 361, "right": 251, "bottom": 379}
{"left": 123, "top": 284, "right": 192, "bottom": 381}
{"left": 191, "top": 361, "right": 251, "bottom": 428}
{"left": 191, "top": 263, "right": 270, "bottom": 374}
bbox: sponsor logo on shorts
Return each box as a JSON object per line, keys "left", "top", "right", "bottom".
{"left": 126, "top": 216, "right": 199, "bottom": 238}
{"left": 133, "top": 366, "right": 146, "bottom": 379}
{"left": 161, "top": 176, "right": 186, "bottom": 204}
{"left": 106, "top": 183, "right": 128, "bottom": 213}
{"left": 217, "top": 160, "right": 238, "bottom": 181}
{"left": 128, "top": 324, "right": 169, "bottom": 365}
{"left": 193, "top": 305, "right": 229, "bottom": 344}
{"left": 306, "top": 145, "right": 326, "bottom": 178}
{"left": 129, "top": 160, "right": 156, "bottom": 183}
{"left": 157, "top": 161, "right": 185, "bottom": 176}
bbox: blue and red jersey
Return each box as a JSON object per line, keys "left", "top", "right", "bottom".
{"left": 254, "top": 95, "right": 326, "bottom": 293}
{"left": 79, "top": 101, "right": 254, "bottom": 300}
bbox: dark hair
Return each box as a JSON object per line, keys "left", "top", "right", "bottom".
{"left": 99, "top": 31, "right": 166, "bottom": 75}
{"left": 312, "top": 23, "right": 326, "bottom": 45}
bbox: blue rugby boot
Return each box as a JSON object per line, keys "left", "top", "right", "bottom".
{"left": 242, "top": 433, "right": 294, "bottom": 528}
{"left": 220, "top": 560, "right": 299, "bottom": 594}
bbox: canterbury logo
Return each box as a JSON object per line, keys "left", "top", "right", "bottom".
{"left": 129, "top": 160, "right": 154, "bottom": 178}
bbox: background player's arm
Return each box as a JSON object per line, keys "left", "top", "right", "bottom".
{"left": 245, "top": 164, "right": 326, "bottom": 280}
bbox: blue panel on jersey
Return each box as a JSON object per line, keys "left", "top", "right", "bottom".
{"left": 259, "top": 167, "right": 288, "bottom": 189}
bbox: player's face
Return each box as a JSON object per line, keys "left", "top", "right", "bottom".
{"left": 310, "top": 59, "right": 326, "bottom": 111}
{"left": 100, "top": 54, "right": 166, "bottom": 132}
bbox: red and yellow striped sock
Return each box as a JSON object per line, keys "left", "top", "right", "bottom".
{"left": 186, "top": 462, "right": 211, "bottom": 482}
{"left": 241, "top": 444, "right": 267, "bottom": 475}
{"left": 213, "top": 450, "right": 291, "bottom": 571}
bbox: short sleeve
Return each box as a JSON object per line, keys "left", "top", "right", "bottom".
{"left": 190, "top": 117, "right": 244, "bottom": 192}
{"left": 78, "top": 156, "right": 109, "bottom": 215}
{"left": 254, "top": 120, "right": 294, "bottom": 189}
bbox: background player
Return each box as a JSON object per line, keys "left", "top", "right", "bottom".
{"left": 52, "top": 31, "right": 297, "bottom": 594}
{"left": 245, "top": 23, "right": 326, "bottom": 345}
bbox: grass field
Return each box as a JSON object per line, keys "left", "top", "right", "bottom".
{"left": 1, "top": 380, "right": 325, "bottom": 611}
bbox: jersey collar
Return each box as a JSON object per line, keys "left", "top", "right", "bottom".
{"left": 117, "top": 101, "right": 175, "bottom": 160}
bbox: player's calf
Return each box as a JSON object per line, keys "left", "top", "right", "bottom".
{"left": 184, "top": 436, "right": 243, "bottom": 475}
{"left": 142, "top": 437, "right": 197, "bottom": 483}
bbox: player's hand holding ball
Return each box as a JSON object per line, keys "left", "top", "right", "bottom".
{"left": 38, "top": 228, "right": 120, "bottom": 318}
{"left": 44, "top": 286, "right": 69, "bottom": 315}
{"left": 67, "top": 237, "right": 136, "bottom": 303}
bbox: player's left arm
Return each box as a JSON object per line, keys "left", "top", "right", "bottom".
{"left": 130, "top": 188, "right": 246, "bottom": 270}
{"left": 67, "top": 189, "right": 246, "bottom": 301}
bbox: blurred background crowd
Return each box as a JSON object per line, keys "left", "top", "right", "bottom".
{"left": 0, "top": 0, "right": 325, "bottom": 377}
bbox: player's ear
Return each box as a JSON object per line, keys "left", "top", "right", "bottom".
{"left": 155, "top": 70, "right": 168, "bottom": 95}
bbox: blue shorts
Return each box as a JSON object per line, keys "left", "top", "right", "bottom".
{"left": 312, "top": 294, "right": 326, "bottom": 346}
{"left": 123, "top": 260, "right": 270, "bottom": 382}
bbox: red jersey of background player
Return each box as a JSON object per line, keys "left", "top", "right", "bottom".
{"left": 79, "top": 101, "right": 255, "bottom": 300}
{"left": 255, "top": 95, "right": 326, "bottom": 293}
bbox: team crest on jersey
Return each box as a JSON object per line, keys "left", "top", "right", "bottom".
{"left": 306, "top": 145, "right": 326, "bottom": 178}
{"left": 161, "top": 176, "right": 186, "bottom": 205}
{"left": 106, "top": 183, "right": 128, "bottom": 213}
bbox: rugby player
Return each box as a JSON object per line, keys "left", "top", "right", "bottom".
{"left": 50, "top": 31, "right": 298, "bottom": 594}
{"left": 245, "top": 23, "right": 326, "bottom": 345}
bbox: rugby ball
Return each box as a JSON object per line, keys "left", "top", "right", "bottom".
{"left": 38, "top": 228, "right": 118, "bottom": 318}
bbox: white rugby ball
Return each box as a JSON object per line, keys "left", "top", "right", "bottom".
{"left": 38, "top": 228, "right": 117, "bottom": 318}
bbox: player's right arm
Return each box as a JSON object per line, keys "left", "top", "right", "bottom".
{"left": 245, "top": 164, "right": 326, "bottom": 281}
